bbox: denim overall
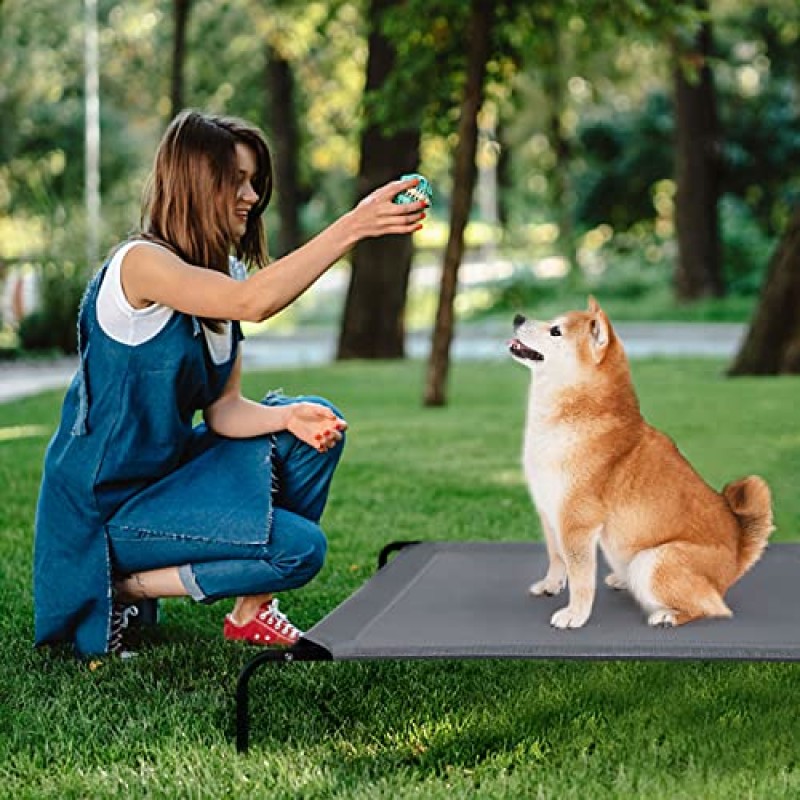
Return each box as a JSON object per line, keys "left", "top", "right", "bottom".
{"left": 34, "top": 260, "right": 340, "bottom": 657}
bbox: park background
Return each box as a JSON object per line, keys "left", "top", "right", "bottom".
{"left": 1, "top": 0, "right": 799, "bottom": 797}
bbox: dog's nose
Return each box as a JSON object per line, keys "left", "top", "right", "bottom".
{"left": 513, "top": 313, "right": 526, "bottom": 328}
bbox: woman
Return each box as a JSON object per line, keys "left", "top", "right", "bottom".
{"left": 33, "top": 110, "right": 427, "bottom": 658}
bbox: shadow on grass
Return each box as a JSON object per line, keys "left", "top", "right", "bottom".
{"left": 243, "top": 657, "right": 799, "bottom": 777}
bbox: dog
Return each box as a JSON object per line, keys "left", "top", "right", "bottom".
{"left": 509, "top": 297, "right": 774, "bottom": 629}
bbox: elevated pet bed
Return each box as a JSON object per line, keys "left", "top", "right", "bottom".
{"left": 235, "top": 540, "right": 800, "bottom": 751}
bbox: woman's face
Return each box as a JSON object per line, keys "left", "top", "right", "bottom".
{"left": 230, "top": 142, "right": 259, "bottom": 241}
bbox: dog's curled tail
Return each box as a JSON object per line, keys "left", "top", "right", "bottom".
{"left": 723, "top": 476, "right": 774, "bottom": 579}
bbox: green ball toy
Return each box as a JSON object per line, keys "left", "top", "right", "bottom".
{"left": 393, "top": 173, "right": 433, "bottom": 205}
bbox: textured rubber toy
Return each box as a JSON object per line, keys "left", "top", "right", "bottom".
{"left": 393, "top": 173, "right": 433, "bottom": 205}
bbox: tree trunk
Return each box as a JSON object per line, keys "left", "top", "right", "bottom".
{"left": 728, "top": 207, "right": 800, "bottom": 375}
{"left": 423, "top": 0, "right": 494, "bottom": 406}
{"left": 265, "top": 44, "right": 302, "bottom": 257}
{"left": 170, "top": 0, "right": 192, "bottom": 119}
{"left": 540, "top": 19, "right": 575, "bottom": 276}
{"left": 496, "top": 119, "right": 511, "bottom": 229}
{"left": 336, "top": 0, "right": 421, "bottom": 360}
{"left": 672, "top": 1, "right": 724, "bottom": 301}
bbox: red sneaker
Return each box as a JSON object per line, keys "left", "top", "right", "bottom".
{"left": 223, "top": 599, "right": 302, "bottom": 647}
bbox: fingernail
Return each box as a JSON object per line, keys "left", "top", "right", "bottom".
{"left": 314, "top": 434, "right": 322, "bottom": 440}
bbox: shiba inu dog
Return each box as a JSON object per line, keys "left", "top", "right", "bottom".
{"left": 509, "top": 297, "right": 774, "bottom": 629}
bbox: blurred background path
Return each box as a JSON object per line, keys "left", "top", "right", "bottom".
{"left": 0, "top": 321, "right": 745, "bottom": 405}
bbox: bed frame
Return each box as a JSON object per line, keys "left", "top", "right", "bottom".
{"left": 235, "top": 539, "right": 800, "bottom": 752}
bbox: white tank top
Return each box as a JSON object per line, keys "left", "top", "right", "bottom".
{"left": 96, "top": 241, "right": 246, "bottom": 365}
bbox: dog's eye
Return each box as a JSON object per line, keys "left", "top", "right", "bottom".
{"left": 549, "top": 325, "right": 562, "bottom": 337}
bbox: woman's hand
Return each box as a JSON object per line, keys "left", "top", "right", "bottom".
{"left": 286, "top": 402, "right": 348, "bottom": 453}
{"left": 344, "top": 177, "right": 428, "bottom": 241}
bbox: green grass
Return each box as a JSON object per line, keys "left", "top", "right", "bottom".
{"left": 1, "top": 359, "right": 798, "bottom": 799}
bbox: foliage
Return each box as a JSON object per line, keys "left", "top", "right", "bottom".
{"left": 0, "top": 0, "right": 372, "bottom": 263}
{"left": 467, "top": 262, "right": 756, "bottom": 324}
{"left": 709, "top": 2, "right": 800, "bottom": 238}
{"left": 2, "top": 0, "right": 800, "bottom": 350}
{"left": 376, "top": 0, "right": 694, "bottom": 139}
{"left": 1, "top": 360, "right": 799, "bottom": 796}
{"left": 469, "top": 178, "right": 772, "bottom": 320}
{"left": 188, "top": 1, "right": 370, "bottom": 227}
{"left": 499, "top": 0, "right": 800, "bottom": 297}
{"left": 17, "top": 260, "right": 88, "bottom": 354}
{"left": 720, "top": 194, "right": 774, "bottom": 295}
{"left": 0, "top": 0, "right": 153, "bottom": 256}
{"left": 554, "top": 11, "right": 800, "bottom": 240}
{"left": 574, "top": 92, "right": 674, "bottom": 230}
{"left": 376, "top": 1, "right": 471, "bottom": 137}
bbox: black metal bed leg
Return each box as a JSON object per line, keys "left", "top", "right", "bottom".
{"left": 236, "top": 649, "right": 287, "bottom": 753}
{"left": 235, "top": 639, "right": 333, "bottom": 753}
{"left": 377, "top": 540, "right": 421, "bottom": 570}
{"left": 236, "top": 543, "right": 422, "bottom": 751}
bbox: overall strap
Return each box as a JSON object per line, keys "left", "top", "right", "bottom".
{"left": 71, "top": 265, "right": 106, "bottom": 436}
{"left": 232, "top": 319, "right": 244, "bottom": 346}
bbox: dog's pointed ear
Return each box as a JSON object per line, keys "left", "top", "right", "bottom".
{"left": 587, "top": 295, "right": 600, "bottom": 314}
{"left": 589, "top": 307, "right": 612, "bottom": 365}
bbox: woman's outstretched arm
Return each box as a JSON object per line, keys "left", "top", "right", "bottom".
{"left": 121, "top": 177, "right": 426, "bottom": 323}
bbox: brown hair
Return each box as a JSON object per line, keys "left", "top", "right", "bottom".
{"left": 139, "top": 109, "right": 273, "bottom": 275}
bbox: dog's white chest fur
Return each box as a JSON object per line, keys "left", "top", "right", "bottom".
{"left": 522, "top": 393, "right": 578, "bottom": 535}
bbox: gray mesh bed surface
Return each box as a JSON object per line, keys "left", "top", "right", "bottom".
{"left": 235, "top": 540, "right": 800, "bottom": 751}
{"left": 304, "top": 541, "right": 800, "bottom": 662}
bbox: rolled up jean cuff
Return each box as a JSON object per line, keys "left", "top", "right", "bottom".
{"left": 178, "top": 564, "right": 208, "bottom": 603}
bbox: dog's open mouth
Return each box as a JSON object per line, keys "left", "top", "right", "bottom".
{"left": 509, "top": 339, "right": 544, "bottom": 362}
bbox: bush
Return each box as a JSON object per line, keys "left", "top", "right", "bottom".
{"left": 18, "top": 260, "right": 88, "bottom": 354}
{"left": 720, "top": 195, "right": 774, "bottom": 296}
{"left": 17, "top": 311, "right": 54, "bottom": 352}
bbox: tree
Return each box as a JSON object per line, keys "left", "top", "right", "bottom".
{"left": 424, "top": 0, "right": 494, "bottom": 405}
{"left": 336, "top": 0, "right": 421, "bottom": 359}
{"left": 728, "top": 206, "right": 800, "bottom": 375}
{"left": 84, "top": 0, "right": 101, "bottom": 266}
{"left": 537, "top": 10, "right": 576, "bottom": 274}
{"left": 264, "top": 43, "right": 303, "bottom": 256}
{"left": 672, "top": 0, "right": 724, "bottom": 300}
{"left": 170, "top": 0, "right": 193, "bottom": 119}
{"left": 242, "top": 3, "right": 356, "bottom": 257}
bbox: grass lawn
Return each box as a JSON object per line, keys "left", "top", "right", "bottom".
{"left": 1, "top": 358, "right": 798, "bottom": 799}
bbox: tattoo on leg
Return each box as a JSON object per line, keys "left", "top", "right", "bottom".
{"left": 134, "top": 574, "right": 149, "bottom": 599}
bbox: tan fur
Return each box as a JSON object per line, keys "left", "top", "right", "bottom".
{"left": 510, "top": 298, "right": 774, "bottom": 629}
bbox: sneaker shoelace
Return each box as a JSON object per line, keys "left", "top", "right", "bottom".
{"left": 259, "top": 599, "right": 301, "bottom": 638}
{"left": 109, "top": 602, "right": 139, "bottom": 657}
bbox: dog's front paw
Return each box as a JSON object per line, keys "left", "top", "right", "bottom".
{"left": 648, "top": 609, "right": 677, "bottom": 628}
{"left": 529, "top": 575, "right": 566, "bottom": 597}
{"left": 604, "top": 573, "right": 627, "bottom": 591}
{"left": 550, "top": 606, "right": 590, "bottom": 629}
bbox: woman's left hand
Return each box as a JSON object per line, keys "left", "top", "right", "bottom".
{"left": 285, "top": 401, "right": 348, "bottom": 453}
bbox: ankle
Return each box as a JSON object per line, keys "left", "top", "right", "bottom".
{"left": 114, "top": 573, "right": 151, "bottom": 603}
{"left": 232, "top": 595, "right": 273, "bottom": 625}
{"left": 228, "top": 608, "right": 250, "bottom": 626}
